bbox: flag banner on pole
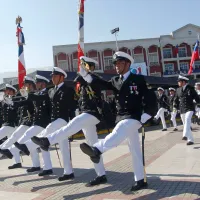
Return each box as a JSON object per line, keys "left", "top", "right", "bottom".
{"left": 188, "top": 40, "right": 199, "bottom": 75}
{"left": 16, "top": 21, "right": 26, "bottom": 89}
{"left": 76, "top": 0, "right": 85, "bottom": 92}
{"left": 78, "top": 0, "right": 85, "bottom": 71}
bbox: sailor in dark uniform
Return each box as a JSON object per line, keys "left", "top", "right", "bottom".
{"left": 168, "top": 87, "right": 178, "bottom": 131}
{"left": 0, "top": 78, "right": 34, "bottom": 169}
{"left": 8, "top": 75, "right": 52, "bottom": 173}
{"left": 0, "top": 84, "right": 18, "bottom": 166}
{"left": 194, "top": 82, "right": 200, "bottom": 121}
{"left": 19, "top": 68, "right": 76, "bottom": 176}
{"left": 174, "top": 75, "right": 200, "bottom": 145}
{"left": 31, "top": 58, "right": 106, "bottom": 186}
{"left": 34, "top": 52, "right": 156, "bottom": 190}
{"left": 154, "top": 87, "right": 169, "bottom": 131}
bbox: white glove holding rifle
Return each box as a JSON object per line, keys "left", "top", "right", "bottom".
{"left": 141, "top": 113, "right": 152, "bottom": 124}
{"left": 79, "top": 63, "right": 93, "bottom": 83}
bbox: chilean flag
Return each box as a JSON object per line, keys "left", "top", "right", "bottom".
{"left": 16, "top": 24, "right": 26, "bottom": 89}
{"left": 188, "top": 40, "right": 199, "bottom": 75}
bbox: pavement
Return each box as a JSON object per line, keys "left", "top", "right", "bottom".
{"left": 0, "top": 123, "right": 200, "bottom": 200}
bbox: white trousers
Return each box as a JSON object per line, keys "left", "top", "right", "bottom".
{"left": 170, "top": 111, "right": 177, "bottom": 128}
{"left": 25, "top": 119, "right": 68, "bottom": 171}
{"left": 0, "top": 125, "right": 29, "bottom": 165}
{"left": 0, "top": 125, "right": 29, "bottom": 149}
{"left": 9, "top": 145, "right": 21, "bottom": 164}
{"left": 47, "top": 113, "right": 106, "bottom": 176}
{"left": 155, "top": 108, "right": 167, "bottom": 129}
{"left": 181, "top": 111, "right": 194, "bottom": 142}
{"left": 0, "top": 126, "right": 16, "bottom": 141}
{"left": 94, "top": 119, "right": 143, "bottom": 181}
{"left": 9, "top": 125, "right": 45, "bottom": 167}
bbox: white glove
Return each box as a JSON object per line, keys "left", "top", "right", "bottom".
{"left": 141, "top": 113, "right": 152, "bottom": 124}
{"left": 20, "top": 89, "right": 28, "bottom": 98}
{"left": 79, "top": 65, "right": 88, "bottom": 77}
{"left": 79, "top": 66, "right": 93, "bottom": 83}
{"left": 196, "top": 107, "right": 200, "bottom": 112}
{"left": 4, "top": 97, "right": 13, "bottom": 105}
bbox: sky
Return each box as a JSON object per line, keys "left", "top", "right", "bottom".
{"left": 0, "top": 0, "right": 200, "bottom": 73}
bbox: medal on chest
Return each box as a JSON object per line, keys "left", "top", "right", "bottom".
{"left": 129, "top": 85, "right": 139, "bottom": 95}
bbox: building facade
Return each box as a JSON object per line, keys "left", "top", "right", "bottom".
{"left": 53, "top": 24, "right": 200, "bottom": 78}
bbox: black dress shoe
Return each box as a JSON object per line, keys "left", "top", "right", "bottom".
{"left": 14, "top": 142, "right": 30, "bottom": 156}
{"left": 86, "top": 175, "right": 107, "bottom": 187}
{"left": 0, "top": 149, "right": 13, "bottom": 159}
{"left": 182, "top": 137, "right": 187, "bottom": 140}
{"left": 58, "top": 173, "right": 74, "bottom": 181}
{"left": 173, "top": 128, "right": 178, "bottom": 131}
{"left": 31, "top": 136, "right": 50, "bottom": 151}
{"left": 38, "top": 169, "right": 53, "bottom": 176}
{"left": 187, "top": 141, "right": 194, "bottom": 145}
{"left": 27, "top": 167, "right": 41, "bottom": 173}
{"left": 162, "top": 129, "right": 167, "bottom": 131}
{"left": 131, "top": 179, "right": 148, "bottom": 191}
{"left": 8, "top": 163, "right": 22, "bottom": 169}
{"left": 80, "top": 143, "right": 101, "bottom": 163}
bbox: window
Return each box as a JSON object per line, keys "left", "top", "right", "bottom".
{"left": 194, "top": 61, "right": 200, "bottom": 70}
{"left": 58, "top": 60, "right": 68, "bottom": 71}
{"left": 163, "top": 48, "right": 172, "bottom": 58}
{"left": 104, "top": 56, "right": 113, "bottom": 70}
{"left": 164, "top": 63, "right": 174, "bottom": 71}
{"left": 134, "top": 54, "right": 144, "bottom": 63}
{"left": 178, "top": 47, "right": 187, "bottom": 57}
{"left": 148, "top": 53, "right": 159, "bottom": 66}
{"left": 180, "top": 62, "right": 189, "bottom": 70}
{"left": 73, "top": 59, "right": 78, "bottom": 71}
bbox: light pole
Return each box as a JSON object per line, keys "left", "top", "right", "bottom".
{"left": 111, "top": 27, "right": 119, "bottom": 51}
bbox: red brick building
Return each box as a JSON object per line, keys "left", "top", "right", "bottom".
{"left": 53, "top": 24, "right": 200, "bottom": 79}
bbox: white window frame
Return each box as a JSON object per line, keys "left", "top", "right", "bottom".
{"left": 194, "top": 61, "right": 200, "bottom": 69}
{"left": 164, "top": 63, "right": 174, "bottom": 72}
{"left": 57, "top": 60, "right": 68, "bottom": 71}
{"left": 178, "top": 47, "right": 187, "bottom": 57}
{"left": 180, "top": 62, "right": 189, "bottom": 70}
{"left": 148, "top": 52, "right": 159, "bottom": 66}
{"left": 133, "top": 54, "right": 144, "bottom": 63}
{"left": 73, "top": 59, "right": 78, "bottom": 71}
{"left": 163, "top": 48, "right": 172, "bottom": 58}
{"left": 104, "top": 56, "right": 113, "bottom": 70}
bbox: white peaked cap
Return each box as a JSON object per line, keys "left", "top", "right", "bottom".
{"left": 24, "top": 76, "right": 35, "bottom": 83}
{"left": 157, "top": 87, "right": 164, "bottom": 91}
{"left": 35, "top": 75, "right": 49, "bottom": 83}
{"left": 113, "top": 51, "right": 134, "bottom": 64}
{"left": 51, "top": 67, "right": 67, "bottom": 78}
{"left": 178, "top": 75, "right": 189, "bottom": 81}
{"left": 80, "top": 56, "right": 99, "bottom": 65}
{"left": 169, "top": 87, "right": 176, "bottom": 91}
{"left": 5, "top": 84, "right": 17, "bottom": 92}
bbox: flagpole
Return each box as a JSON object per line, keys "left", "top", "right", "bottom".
{"left": 176, "top": 45, "right": 180, "bottom": 73}
{"left": 77, "top": 0, "right": 84, "bottom": 71}
{"left": 16, "top": 16, "right": 26, "bottom": 89}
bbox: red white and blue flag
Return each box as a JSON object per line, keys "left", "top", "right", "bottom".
{"left": 78, "top": 0, "right": 85, "bottom": 71}
{"left": 16, "top": 23, "right": 26, "bottom": 89}
{"left": 76, "top": 0, "right": 85, "bottom": 92}
{"left": 188, "top": 40, "right": 199, "bottom": 75}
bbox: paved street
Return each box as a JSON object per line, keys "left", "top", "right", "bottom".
{"left": 0, "top": 123, "right": 200, "bottom": 200}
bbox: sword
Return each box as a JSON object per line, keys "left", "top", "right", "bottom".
{"left": 141, "top": 124, "right": 147, "bottom": 183}
{"left": 55, "top": 144, "right": 62, "bottom": 168}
